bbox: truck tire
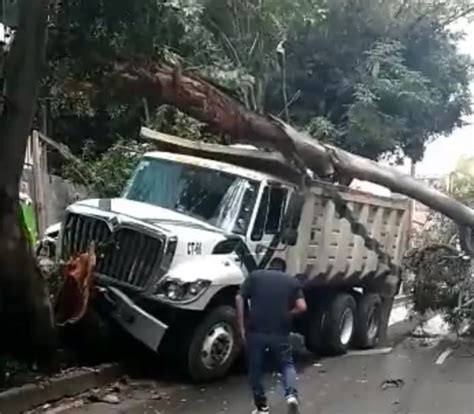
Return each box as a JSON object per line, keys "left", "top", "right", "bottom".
{"left": 353, "top": 293, "right": 382, "bottom": 349}
{"left": 303, "top": 299, "right": 329, "bottom": 354}
{"left": 323, "top": 294, "right": 356, "bottom": 355}
{"left": 183, "top": 306, "right": 241, "bottom": 382}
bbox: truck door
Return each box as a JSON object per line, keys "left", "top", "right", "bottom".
{"left": 247, "top": 183, "right": 289, "bottom": 269}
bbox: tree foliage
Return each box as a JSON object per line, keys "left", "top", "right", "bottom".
{"left": 45, "top": 0, "right": 224, "bottom": 161}
{"left": 41, "top": 0, "right": 474, "bottom": 179}
{"left": 412, "top": 158, "right": 474, "bottom": 248}
{"left": 405, "top": 157, "right": 474, "bottom": 326}
{"left": 266, "top": 0, "right": 473, "bottom": 161}
{"left": 404, "top": 243, "right": 472, "bottom": 329}
{"left": 61, "top": 140, "right": 152, "bottom": 197}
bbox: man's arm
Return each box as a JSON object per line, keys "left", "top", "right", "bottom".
{"left": 235, "top": 292, "right": 246, "bottom": 341}
{"left": 236, "top": 275, "right": 251, "bottom": 342}
{"left": 290, "top": 281, "right": 307, "bottom": 315}
{"left": 290, "top": 297, "right": 307, "bottom": 315}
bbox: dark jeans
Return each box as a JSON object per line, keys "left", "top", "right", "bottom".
{"left": 246, "top": 332, "right": 298, "bottom": 409}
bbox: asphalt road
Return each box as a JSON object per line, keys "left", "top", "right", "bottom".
{"left": 60, "top": 334, "right": 474, "bottom": 414}
{"left": 131, "top": 337, "right": 474, "bottom": 414}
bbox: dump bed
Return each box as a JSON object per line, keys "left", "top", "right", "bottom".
{"left": 288, "top": 180, "right": 409, "bottom": 292}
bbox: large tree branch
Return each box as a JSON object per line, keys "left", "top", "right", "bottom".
{"left": 111, "top": 61, "right": 474, "bottom": 230}
{"left": 440, "top": 5, "right": 474, "bottom": 27}
{"left": 111, "top": 62, "right": 321, "bottom": 174}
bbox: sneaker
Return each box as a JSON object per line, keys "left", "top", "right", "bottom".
{"left": 286, "top": 395, "right": 300, "bottom": 414}
{"left": 252, "top": 406, "right": 270, "bottom": 414}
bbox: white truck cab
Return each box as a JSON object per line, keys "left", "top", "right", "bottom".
{"left": 57, "top": 132, "right": 409, "bottom": 382}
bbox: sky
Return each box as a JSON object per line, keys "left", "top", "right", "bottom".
{"left": 411, "top": 20, "right": 474, "bottom": 177}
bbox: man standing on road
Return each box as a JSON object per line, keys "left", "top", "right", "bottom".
{"left": 236, "top": 258, "right": 308, "bottom": 414}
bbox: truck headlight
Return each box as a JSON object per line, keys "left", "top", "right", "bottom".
{"left": 158, "top": 279, "right": 211, "bottom": 302}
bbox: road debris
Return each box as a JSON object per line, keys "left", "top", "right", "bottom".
{"left": 412, "top": 314, "right": 451, "bottom": 338}
{"left": 346, "top": 347, "right": 393, "bottom": 357}
{"left": 435, "top": 348, "right": 453, "bottom": 365}
{"left": 100, "top": 393, "right": 120, "bottom": 404}
{"left": 380, "top": 379, "right": 405, "bottom": 390}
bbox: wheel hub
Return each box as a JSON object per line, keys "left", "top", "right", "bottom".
{"left": 340, "top": 309, "right": 354, "bottom": 345}
{"left": 201, "top": 323, "right": 234, "bottom": 370}
{"left": 367, "top": 308, "right": 380, "bottom": 340}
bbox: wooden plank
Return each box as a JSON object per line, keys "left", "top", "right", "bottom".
{"left": 38, "top": 131, "right": 81, "bottom": 163}
{"left": 24, "top": 135, "right": 33, "bottom": 167}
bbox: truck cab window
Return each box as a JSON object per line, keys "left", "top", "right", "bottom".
{"left": 233, "top": 183, "right": 258, "bottom": 235}
{"left": 251, "top": 187, "right": 269, "bottom": 241}
{"left": 251, "top": 186, "right": 288, "bottom": 241}
{"left": 266, "top": 187, "right": 287, "bottom": 234}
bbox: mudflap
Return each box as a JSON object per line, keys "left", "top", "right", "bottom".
{"left": 99, "top": 286, "right": 168, "bottom": 352}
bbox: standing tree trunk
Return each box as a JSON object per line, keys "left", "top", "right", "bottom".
{"left": 0, "top": 0, "right": 55, "bottom": 362}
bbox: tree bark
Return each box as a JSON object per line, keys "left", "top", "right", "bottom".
{"left": 113, "top": 62, "right": 474, "bottom": 229}
{"left": 0, "top": 0, "right": 56, "bottom": 362}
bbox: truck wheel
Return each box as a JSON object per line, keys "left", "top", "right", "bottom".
{"left": 184, "top": 306, "right": 241, "bottom": 382}
{"left": 323, "top": 294, "right": 356, "bottom": 355}
{"left": 353, "top": 293, "right": 382, "bottom": 349}
{"left": 303, "top": 299, "right": 329, "bottom": 354}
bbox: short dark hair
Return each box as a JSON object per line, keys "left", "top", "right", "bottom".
{"left": 269, "top": 257, "right": 287, "bottom": 272}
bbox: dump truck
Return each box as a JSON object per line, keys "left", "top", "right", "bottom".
{"left": 54, "top": 127, "right": 409, "bottom": 381}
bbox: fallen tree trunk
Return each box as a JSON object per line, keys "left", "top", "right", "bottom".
{"left": 113, "top": 62, "right": 474, "bottom": 230}
{"left": 275, "top": 120, "right": 474, "bottom": 229}
{"left": 0, "top": 0, "right": 56, "bottom": 362}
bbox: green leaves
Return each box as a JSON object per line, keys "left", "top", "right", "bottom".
{"left": 266, "top": 0, "right": 473, "bottom": 161}
{"left": 62, "top": 139, "right": 152, "bottom": 198}
{"left": 45, "top": 0, "right": 473, "bottom": 188}
{"left": 346, "top": 40, "right": 438, "bottom": 159}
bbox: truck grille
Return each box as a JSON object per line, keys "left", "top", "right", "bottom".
{"left": 62, "top": 213, "right": 164, "bottom": 289}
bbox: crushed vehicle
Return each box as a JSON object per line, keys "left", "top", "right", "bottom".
{"left": 50, "top": 127, "right": 409, "bottom": 381}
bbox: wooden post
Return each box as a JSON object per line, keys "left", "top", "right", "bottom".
{"left": 31, "top": 130, "right": 46, "bottom": 238}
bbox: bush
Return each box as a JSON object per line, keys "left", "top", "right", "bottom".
{"left": 62, "top": 139, "right": 152, "bottom": 197}
{"left": 404, "top": 167, "right": 474, "bottom": 329}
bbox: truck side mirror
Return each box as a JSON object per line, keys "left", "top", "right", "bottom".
{"left": 281, "top": 191, "right": 305, "bottom": 246}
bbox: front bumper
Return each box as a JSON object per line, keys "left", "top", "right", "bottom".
{"left": 100, "top": 286, "right": 168, "bottom": 352}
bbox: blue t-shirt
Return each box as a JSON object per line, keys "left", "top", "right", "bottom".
{"left": 240, "top": 270, "right": 304, "bottom": 336}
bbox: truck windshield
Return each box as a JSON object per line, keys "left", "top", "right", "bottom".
{"left": 123, "top": 157, "right": 259, "bottom": 234}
